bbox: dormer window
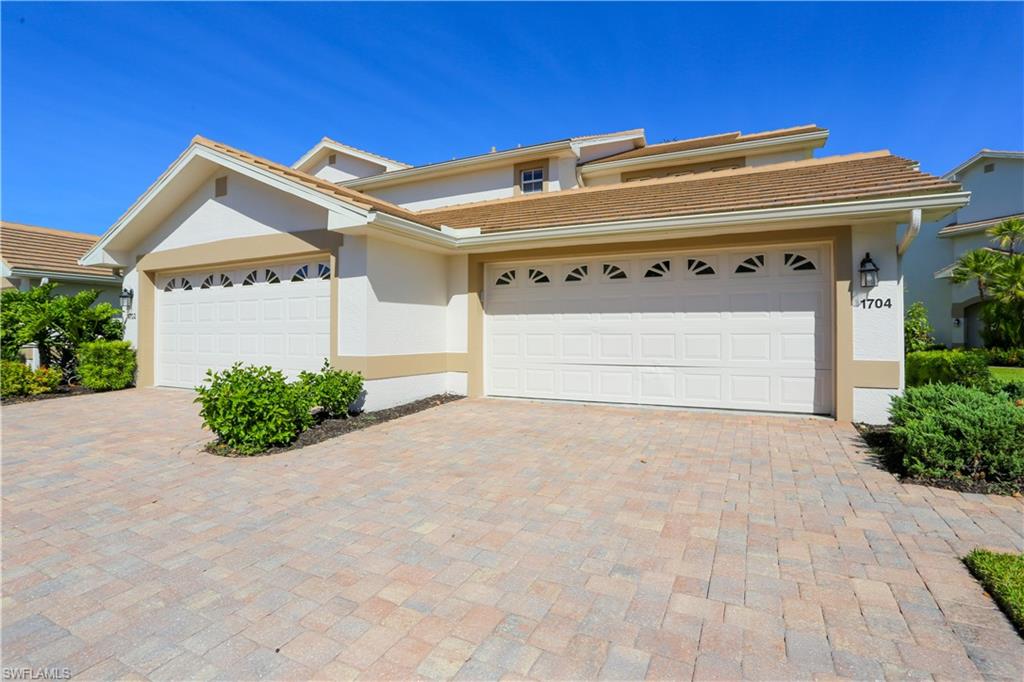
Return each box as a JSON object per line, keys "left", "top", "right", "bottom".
{"left": 520, "top": 167, "right": 544, "bottom": 194}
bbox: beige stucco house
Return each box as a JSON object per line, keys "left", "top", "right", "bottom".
{"left": 80, "top": 125, "right": 969, "bottom": 423}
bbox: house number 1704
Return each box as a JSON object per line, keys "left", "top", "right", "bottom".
{"left": 860, "top": 297, "right": 893, "bottom": 309}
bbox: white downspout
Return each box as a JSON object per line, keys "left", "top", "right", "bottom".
{"left": 897, "top": 208, "right": 922, "bottom": 256}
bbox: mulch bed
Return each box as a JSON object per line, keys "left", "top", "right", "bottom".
{"left": 206, "top": 393, "right": 463, "bottom": 457}
{"left": 855, "top": 423, "right": 1024, "bottom": 496}
{"left": 1, "top": 385, "right": 100, "bottom": 405}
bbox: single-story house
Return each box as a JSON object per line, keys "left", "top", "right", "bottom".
{"left": 79, "top": 125, "right": 968, "bottom": 423}
{"left": 902, "top": 149, "right": 1023, "bottom": 347}
{"left": 1, "top": 221, "right": 123, "bottom": 306}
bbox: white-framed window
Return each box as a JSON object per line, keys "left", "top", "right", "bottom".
{"left": 520, "top": 168, "right": 544, "bottom": 194}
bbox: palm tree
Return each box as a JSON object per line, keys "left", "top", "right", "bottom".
{"left": 987, "top": 217, "right": 1024, "bottom": 255}
{"left": 951, "top": 248, "right": 1006, "bottom": 300}
{"left": 991, "top": 254, "right": 1024, "bottom": 304}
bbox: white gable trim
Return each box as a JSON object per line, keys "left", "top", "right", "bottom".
{"left": 80, "top": 143, "right": 375, "bottom": 267}
{"left": 292, "top": 138, "right": 411, "bottom": 173}
{"left": 943, "top": 150, "right": 1024, "bottom": 180}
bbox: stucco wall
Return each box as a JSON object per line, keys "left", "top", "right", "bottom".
{"left": 308, "top": 153, "right": 387, "bottom": 183}
{"left": 364, "top": 237, "right": 449, "bottom": 355}
{"left": 851, "top": 223, "right": 904, "bottom": 423}
{"left": 366, "top": 153, "right": 577, "bottom": 210}
{"left": 954, "top": 158, "right": 1024, "bottom": 224}
{"left": 138, "top": 170, "right": 328, "bottom": 255}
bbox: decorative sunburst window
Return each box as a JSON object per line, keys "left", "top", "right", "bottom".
{"left": 644, "top": 260, "right": 671, "bottom": 278}
{"left": 784, "top": 253, "right": 817, "bottom": 272}
{"left": 602, "top": 263, "right": 628, "bottom": 280}
{"left": 317, "top": 263, "right": 331, "bottom": 279}
{"left": 687, "top": 258, "right": 716, "bottom": 276}
{"left": 528, "top": 268, "right": 550, "bottom": 284}
{"left": 494, "top": 269, "right": 517, "bottom": 286}
{"left": 291, "top": 265, "right": 309, "bottom": 282}
{"left": 734, "top": 254, "right": 766, "bottom": 274}
{"left": 564, "top": 265, "right": 589, "bottom": 283}
{"left": 163, "top": 277, "right": 192, "bottom": 292}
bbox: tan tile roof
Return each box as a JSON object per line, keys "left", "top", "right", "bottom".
{"left": 585, "top": 124, "right": 826, "bottom": 165}
{"left": 937, "top": 213, "right": 1024, "bottom": 237}
{"left": 192, "top": 136, "right": 433, "bottom": 226}
{"left": 419, "top": 152, "right": 960, "bottom": 233}
{"left": 1, "top": 222, "right": 120, "bottom": 278}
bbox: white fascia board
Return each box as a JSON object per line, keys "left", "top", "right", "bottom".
{"left": 292, "top": 139, "right": 410, "bottom": 172}
{"left": 934, "top": 263, "right": 955, "bottom": 279}
{"left": 569, "top": 131, "right": 647, "bottom": 156}
{"left": 80, "top": 144, "right": 374, "bottom": 267}
{"left": 580, "top": 130, "right": 830, "bottom": 175}
{"left": 10, "top": 268, "right": 121, "bottom": 285}
{"left": 943, "top": 150, "right": 1024, "bottom": 180}
{"left": 340, "top": 141, "right": 574, "bottom": 190}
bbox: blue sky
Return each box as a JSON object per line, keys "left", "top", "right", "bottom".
{"left": 2, "top": 2, "right": 1022, "bottom": 234}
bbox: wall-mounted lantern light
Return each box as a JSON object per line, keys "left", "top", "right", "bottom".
{"left": 119, "top": 288, "right": 135, "bottom": 315}
{"left": 859, "top": 253, "right": 879, "bottom": 288}
{"left": 954, "top": 318, "right": 961, "bottom": 328}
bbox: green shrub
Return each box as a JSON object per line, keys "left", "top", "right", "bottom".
{"left": 905, "top": 350, "right": 992, "bottom": 390}
{"left": 963, "top": 549, "right": 1024, "bottom": 634}
{"left": 1, "top": 360, "right": 34, "bottom": 397}
{"left": 904, "top": 302, "right": 935, "bottom": 353}
{"left": 195, "top": 363, "right": 314, "bottom": 454}
{"left": 77, "top": 340, "right": 137, "bottom": 391}
{"left": 996, "top": 381, "right": 1024, "bottom": 403}
{"left": 889, "top": 383, "right": 1024, "bottom": 482}
{"left": 28, "top": 366, "right": 62, "bottom": 395}
{"left": 1, "top": 283, "right": 122, "bottom": 381}
{"left": 977, "top": 348, "right": 1024, "bottom": 368}
{"left": 299, "top": 360, "right": 364, "bottom": 418}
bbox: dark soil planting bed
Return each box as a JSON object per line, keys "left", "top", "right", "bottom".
{"left": 206, "top": 393, "right": 463, "bottom": 457}
{"left": 856, "top": 423, "right": 1024, "bottom": 496}
{"left": 1, "top": 385, "right": 103, "bottom": 405}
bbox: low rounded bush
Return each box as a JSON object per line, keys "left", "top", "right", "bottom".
{"left": 889, "top": 383, "right": 1024, "bottom": 482}
{"left": 299, "top": 360, "right": 364, "bottom": 418}
{"left": 195, "top": 363, "right": 315, "bottom": 454}
{"left": 978, "top": 348, "right": 1024, "bottom": 368}
{"left": 906, "top": 350, "right": 992, "bottom": 390}
{"left": 78, "top": 340, "right": 136, "bottom": 391}
{"left": 29, "top": 366, "right": 62, "bottom": 395}
{"left": 1, "top": 360, "right": 34, "bottom": 397}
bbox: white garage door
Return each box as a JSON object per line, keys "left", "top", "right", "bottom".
{"left": 156, "top": 259, "right": 331, "bottom": 388}
{"left": 485, "top": 246, "right": 833, "bottom": 414}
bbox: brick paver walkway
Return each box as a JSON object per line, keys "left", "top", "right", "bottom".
{"left": 2, "top": 389, "right": 1022, "bottom": 680}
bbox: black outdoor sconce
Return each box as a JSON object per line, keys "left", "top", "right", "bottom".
{"left": 119, "top": 288, "right": 135, "bottom": 315}
{"left": 859, "top": 253, "right": 879, "bottom": 288}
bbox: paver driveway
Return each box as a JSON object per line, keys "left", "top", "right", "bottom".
{"left": 2, "top": 389, "right": 1022, "bottom": 681}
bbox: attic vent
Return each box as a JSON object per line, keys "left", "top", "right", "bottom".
{"left": 329, "top": 153, "right": 337, "bottom": 165}
{"left": 984, "top": 163, "right": 995, "bottom": 173}
{"left": 214, "top": 176, "right": 228, "bottom": 197}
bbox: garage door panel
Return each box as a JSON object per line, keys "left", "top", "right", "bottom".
{"left": 156, "top": 260, "right": 330, "bottom": 389}
{"left": 484, "top": 247, "right": 833, "bottom": 415}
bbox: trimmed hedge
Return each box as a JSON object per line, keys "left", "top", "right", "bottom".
{"left": 299, "top": 360, "right": 363, "bottom": 418}
{"left": 1, "top": 360, "right": 62, "bottom": 397}
{"left": 195, "top": 364, "right": 315, "bottom": 454}
{"left": 977, "top": 347, "right": 1024, "bottom": 368}
{"left": 78, "top": 340, "right": 137, "bottom": 391}
{"left": 889, "top": 383, "right": 1024, "bottom": 482}
{"left": 906, "top": 350, "right": 992, "bottom": 390}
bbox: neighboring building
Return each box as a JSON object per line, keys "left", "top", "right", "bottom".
{"left": 902, "top": 150, "right": 1024, "bottom": 347}
{"left": 1, "top": 221, "right": 122, "bottom": 305}
{"left": 80, "top": 125, "right": 968, "bottom": 423}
